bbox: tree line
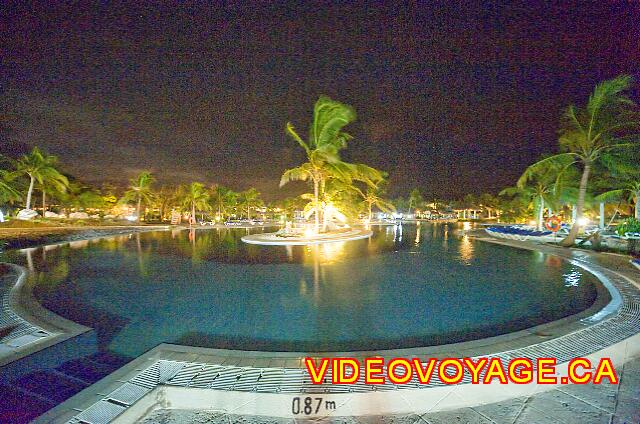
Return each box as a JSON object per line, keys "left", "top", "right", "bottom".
{"left": 1, "top": 75, "right": 638, "bottom": 246}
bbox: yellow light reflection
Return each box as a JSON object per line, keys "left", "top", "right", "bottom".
{"left": 319, "top": 241, "right": 346, "bottom": 264}
{"left": 286, "top": 245, "right": 293, "bottom": 262}
{"left": 459, "top": 235, "right": 474, "bottom": 263}
{"left": 69, "top": 240, "right": 89, "bottom": 249}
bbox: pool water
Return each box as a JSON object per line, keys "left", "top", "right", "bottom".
{"left": 6, "top": 223, "right": 599, "bottom": 356}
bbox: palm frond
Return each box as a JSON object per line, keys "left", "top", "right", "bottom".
{"left": 280, "top": 165, "right": 311, "bottom": 187}
{"left": 587, "top": 75, "right": 633, "bottom": 118}
{"left": 595, "top": 189, "right": 628, "bottom": 203}
{"left": 517, "top": 153, "right": 577, "bottom": 188}
{"left": 286, "top": 123, "right": 310, "bottom": 155}
{"left": 309, "top": 96, "right": 356, "bottom": 149}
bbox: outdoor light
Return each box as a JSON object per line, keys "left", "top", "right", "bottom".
{"left": 126, "top": 215, "right": 137, "bottom": 222}
{"left": 577, "top": 217, "right": 590, "bottom": 226}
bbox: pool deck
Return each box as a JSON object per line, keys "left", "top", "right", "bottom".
{"left": 0, "top": 224, "right": 171, "bottom": 250}
{"left": 25, "top": 234, "right": 640, "bottom": 423}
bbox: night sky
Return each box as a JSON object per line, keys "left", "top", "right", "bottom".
{"left": 2, "top": 1, "right": 639, "bottom": 200}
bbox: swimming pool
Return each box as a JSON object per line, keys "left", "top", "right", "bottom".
{"left": 6, "top": 223, "right": 601, "bottom": 357}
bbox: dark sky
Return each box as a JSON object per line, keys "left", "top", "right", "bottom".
{"left": 1, "top": 1, "right": 639, "bottom": 200}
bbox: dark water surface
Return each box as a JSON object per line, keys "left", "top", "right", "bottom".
{"left": 3, "top": 223, "right": 599, "bottom": 356}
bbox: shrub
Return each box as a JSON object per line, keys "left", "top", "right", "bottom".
{"left": 616, "top": 218, "right": 640, "bottom": 236}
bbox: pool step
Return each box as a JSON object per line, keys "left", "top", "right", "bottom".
{"left": 0, "top": 383, "right": 56, "bottom": 423}
{"left": 57, "top": 353, "right": 129, "bottom": 384}
{"left": 16, "top": 370, "right": 90, "bottom": 404}
{"left": 0, "top": 350, "right": 131, "bottom": 423}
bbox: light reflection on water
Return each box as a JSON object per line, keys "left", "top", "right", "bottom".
{"left": 1, "top": 223, "right": 602, "bottom": 354}
{"left": 458, "top": 234, "right": 474, "bottom": 264}
{"left": 563, "top": 269, "right": 583, "bottom": 287}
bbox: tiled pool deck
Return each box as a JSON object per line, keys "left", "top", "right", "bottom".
{"left": 2, "top": 235, "right": 639, "bottom": 423}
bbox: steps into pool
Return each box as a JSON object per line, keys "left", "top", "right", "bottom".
{"left": 0, "top": 351, "right": 130, "bottom": 423}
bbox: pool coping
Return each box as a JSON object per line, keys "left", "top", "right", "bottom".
{"left": 30, "top": 233, "right": 640, "bottom": 423}
{"left": 0, "top": 262, "right": 90, "bottom": 367}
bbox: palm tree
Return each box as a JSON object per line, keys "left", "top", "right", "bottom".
{"left": 593, "top": 147, "right": 640, "bottom": 220}
{"left": 500, "top": 184, "right": 556, "bottom": 230}
{"left": 121, "top": 171, "right": 155, "bottom": 222}
{"left": 510, "top": 158, "right": 579, "bottom": 230}
{"left": 14, "top": 147, "right": 69, "bottom": 211}
{"left": 478, "top": 193, "right": 499, "bottom": 219}
{"left": 408, "top": 188, "right": 424, "bottom": 212}
{"left": 276, "top": 196, "right": 306, "bottom": 220}
{"left": 495, "top": 193, "right": 530, "bottom": 223}
{"left": 39, "top": 177, "right": 71, "bottom": 214}
{"left": 521, "top": 75, "right": 639, "bottom": 245}
{"left": 358, "top": 183, "right": 396, "bottom": 221}
{"left": 308, "top": 179, "right": 360, "bottom": 225}
{"left": 153, "top": 185, "right": 176, "bottom": 222}
{"left": 72, "top": 187, "right": 108, "bottom": 210}
{"left": 238, "top": 188, "right": 262, "bottom": 220}
{"left": 596, "top": 180, "right": 640, "bottom": 220}
{"left": 0, "top": 170, "right": 21, "bottom": 205}
{"left": 210, "top": 184, "right": 238, "bottom": 221}
{"left": 280, "top": 96, "right": 357, "bottom": 231}
{"left": 181, "top": 182, "right": 210, "bottom": 222}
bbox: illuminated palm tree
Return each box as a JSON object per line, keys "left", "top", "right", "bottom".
{"left": 14, "top": 147, "right": 68, "bottom": 210}
{"left": 210, "top": 184, "right": 238, "bottom": 220}
{"left": 238, "top": 188, "right": 263, "bottom": 220}
{"left": 121, "top": 171, "right": 155, "bottom": 222}
{"left": 501, "top": 183, "right": 557, "bottom": 230}
{"left": 351, "top": 179, "right": 395, "bottom": 221}
{"left": 509, "top": 158, "right": 577, "bottom": 230}
{"left": 280, "top": 96, "right": 357, "bottom": 231}
{"left": 521, "top": 75, "right": 639, "bottom": 245}
{"left": 596, "top": 180, "right": 640, "bottom": 220}
{"left": 153, "top": 185, "right": 176, "bottom": 222}
{"left": 181, "top": 182, "right": 210, "bottom": 222}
